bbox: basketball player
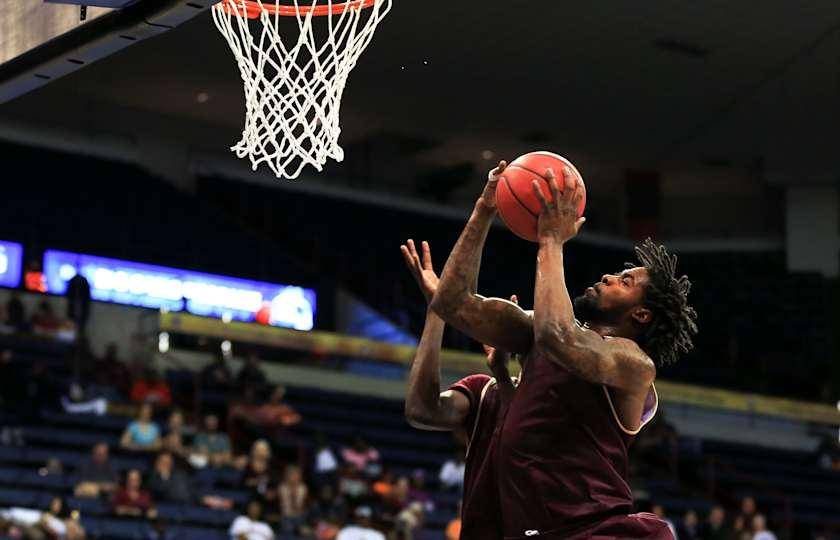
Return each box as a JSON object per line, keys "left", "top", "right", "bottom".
{"left": 428, "top": 161, "right": 698, "bottom": 539}
{"left": 402, "top": 238, "right": 517, "bottom": 540}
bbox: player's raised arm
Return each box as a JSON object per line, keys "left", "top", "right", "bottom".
{"left": 402, "top": 240, "right": 472, "bottom": 430}
{"left": 531, "top": 168, "right": 654, "bottom": 391}
{"left": 429, "top": 161, "right": 534, "bottom": 355}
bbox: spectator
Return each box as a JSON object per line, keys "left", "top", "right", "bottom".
{"left": 736, "top": 496, "right": 757, "bottom": 535}
{"left": 120, "top": 403, "right": 162, "bottom": 452}
{"left": 380, "top": 476, "right": 410, "bottom": 520}
{"left": 237, "top": 353, "right": 268, "bottom": 395}
{"left": 5, "top": 294, "right": 25, "bottom": 332}
{"left": 678, "top": 510, "right": 699, "bottom": 540}
{"left": 130, "top": 369, "right": 172, "bottom": 407}
{"left": 438, "top": 449, "right": 465, "bottom": 491}
{"left": 147, "top": 452, "right": 193, "bottom": 504}
{"left": 394, "top": 501, "right": 424, "bottom": 540}
{"left": 201, "top": 351, "right": 234, "bottom": 391}
{"left": 816, "top": 434, "right": 840, "bottom": 471}
{"left": 652, "top": 504, "right": 678, "bottom": 540}
{"left": 92, "top": 343, "right": 131, "bottom": 396}
{"left": 336, "top": 506, "right": 385, "bottom": 540}
{"left": 229, "top": 500, "right": 274, "bottom": 540}
{"left": 0, "top": 496, "right": 86, "bottom": 540}
{"left": 312, "top": 484, "right": 346, "bottom": 524}
{"left": 701, "top": 505, "right": 731, "bottom": 540}
{"left": 193, "top": 414, "right": 233, "bottom": 468}
{"left": 162, "top": 409, "right": 190, "bottom": 458}
{"left": 112, "top": 469, "right": 156, "bottom": 519}
{"left": 277, "top": 465, "right": 308, "bottom": 535}
{"left": 445, "top": 514, "right": 461, "bottom": 540}
{"left": 407, "top": 470, "right": 434, "bottom": 512}
{"left": 341, "top": 436, "right": 380, "bottom": 475}
{"left": 241, "top": 445, "right": 276, "bottom": 506}
{"left": 337, "top": 465, "right": 369, "bottom": 503}
{"left": 66, "top": 273, "right": 91, "bottom": 338}
{"left": 236, "top": 439, "right": 273, "bottom": 470}
{"left": 30, "top": 301, "right": 60, "bottom": 333}
{"left": 313, "top": 434, "right": 338, "bottom": 488}
{"left": 752, "top": 515, "right": 777, "bottom": 540}
{"left": 74, "top": 442, "right": 119, "bottom": 498}
{"left": 228, "top": 386, "right": 301, "bottom": 452}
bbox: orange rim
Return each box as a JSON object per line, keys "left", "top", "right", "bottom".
{"left": 218, "top": 0, "right": 377, "bottom": 18}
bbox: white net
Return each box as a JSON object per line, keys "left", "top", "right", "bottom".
{"left": 212, "top": 0, "right": 392, "bottom": 179}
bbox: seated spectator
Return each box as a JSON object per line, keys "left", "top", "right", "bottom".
{"left": 445, "top": 514, "right": 461, "bottom": 540}
{"left": 379, "top": 476, "right": 409, "bottom": 523}
{"left": 407, "top": 470, "right": 434, "bottom": 512}
{"left": 237, "top": 353, "right": 269, "bottom": 395}
{"left": 236, "top": 439, "right": 273, "bottom": 470}
{"left": 336, "top": 506, "right": 384, "bottom": 540}
{"left": 241, "top": 444, "right": 277, "bottom": 506}
{"left": 736, "top": 496, "right": 757, "bottom": 535}
{"left": 120, "top": 403, "right": 162, "bottom": 452}
{"left": 130, "top": 369, "right": 172, "bottom": 407}
{"left": 228, "top": 386, "right": 301, "bottom": 452}
{"left": 201, "top": 351, "right": 234, "bottom": 391}
{"left": 277, "top": 465, "right": 308, "bottom": 535}
{"left": 816, "top": 434, "right": 840, "bottom": 471}
{"left": 4, "top": 294, "right": 26, "bottom": 332}
{"left": 752, "top": 515, "right": 777, "bottom": 540}
{"left": 147, "top": 452, "right": 193, "bottom": 504}
{"left": 92, "top": 343, "right": 131, "bottom": 396}
{"left": 112, "top": 469, "right": 157, "bottom": 519}
{"left": 337, "top": 465, "right": 369, "bottom": 503}
{"left": 438, "top": 450, "right": 465, "bottom": 491}
{"left": 229, "top": 500, "right": 275, "bottom": 540}
{"left": 678, "top": 510, "right": 699, "bottom": 540}
{"left": 74, "top": 442, "right": 119, "bottom": 498}
{"left": 0, "top": 496, "right": 86, "bottom": 540}
{"left": 162, "top": 409, "right": 191, "bottom": 458}
{"left": 701, "top": 506, "right": 731, "bottom": 540}
{"left": 311, "top": 485, "right": 346, "bottom": 525}
{"left": 193, "top": 414, "right": 233, "bottom": 468}
{"left": 394, "top": 501, "right": 424, "bottom": 540}
{"left": 312, "top": 434, "right": 338, "bottom": 488}
{"left": 341, "top": 436, "right": 380, "bottom": 475}
{"left": 30, "top": 301, "right": 60, "bottom": 333}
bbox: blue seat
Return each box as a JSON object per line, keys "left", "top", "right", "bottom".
{"left": 67, "top": 496, "right": 109, "bottom": 515}
{"left": 0, "top": 487, "right": 39, "bottom": 507}
{"left": 0, "top": 468, "right": 20, "bottom": 484}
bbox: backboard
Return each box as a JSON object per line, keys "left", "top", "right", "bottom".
{"left": 0, "top": 0, "right": 214, "bottom": 104}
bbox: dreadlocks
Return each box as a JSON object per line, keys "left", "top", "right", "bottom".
{"left": 627, "top": 238, "right": 698, "bottom": 366}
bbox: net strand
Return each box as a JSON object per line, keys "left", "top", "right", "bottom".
{"left": 212, "top": 0, "right": 391, "bottom": 179}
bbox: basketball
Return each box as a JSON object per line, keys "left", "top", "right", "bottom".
{"left": 496, "top": 151, "right": 587, "bottom": 242}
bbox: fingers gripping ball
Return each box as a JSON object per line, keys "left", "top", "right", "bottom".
{"left": 496, "top": 151, "right": 586, "bottom": 242}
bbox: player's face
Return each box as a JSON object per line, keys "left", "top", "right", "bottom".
{"left": 574, "top": 267, "right": 650, "bottom": 324}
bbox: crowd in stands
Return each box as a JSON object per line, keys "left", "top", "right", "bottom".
{"left": 0, "top": 278, "right": 835, "bottom": 539}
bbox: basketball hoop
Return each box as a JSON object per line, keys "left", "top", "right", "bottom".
{"left": 211, "top": 0, "right": 392, "bottom": 179}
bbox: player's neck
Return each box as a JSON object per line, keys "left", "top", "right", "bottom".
{"left": 581, "top": 320, "right": 636, "bottom": 340}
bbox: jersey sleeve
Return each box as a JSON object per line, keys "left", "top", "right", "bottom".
{"left": 448, "top": 374, "right": 492, "bottom": 427}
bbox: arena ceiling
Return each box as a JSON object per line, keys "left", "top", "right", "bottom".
{"left": 2, "top": 1, "right": 840, "bottom": 195}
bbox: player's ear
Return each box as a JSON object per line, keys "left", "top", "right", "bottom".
{"left": 631, "top": 306, "right": 652, "bottom": 325}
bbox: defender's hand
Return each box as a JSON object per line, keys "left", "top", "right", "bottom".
{"left": 400, "top": 239, "right": 439, "bottom": 304}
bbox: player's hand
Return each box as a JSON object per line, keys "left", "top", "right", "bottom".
{"left": 533, "top": 166, "right": 585, "bottom": 243}
{"left": 479, "top": 160, "right": 507, "bottom": 209}
{"left": 400, "top": 239, "right": 439, "bottom": 304}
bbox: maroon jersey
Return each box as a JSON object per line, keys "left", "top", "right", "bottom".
{"left": 449, "top": 374, "right": 505, "bottom": 540}
{"left": 496, "top": 346, "right": 667, "bottom": 539}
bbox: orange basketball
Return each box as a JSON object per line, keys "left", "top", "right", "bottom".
{"left": 496, "top": 151, "right": 586, "bottom": 242}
